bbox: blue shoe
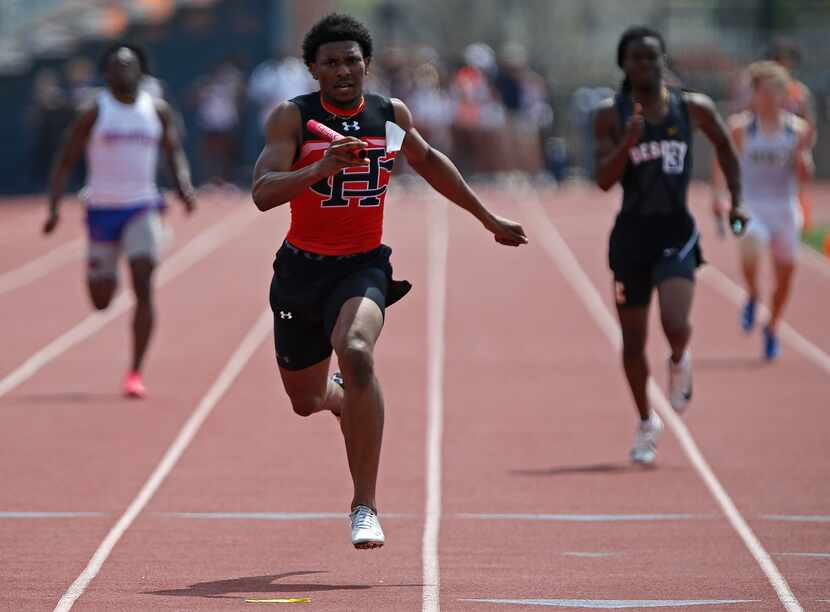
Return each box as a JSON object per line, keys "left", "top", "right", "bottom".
{"left": 763, "top": 326, "right": 780, "bottom": 361}
{"left": 741, "top": 299, "right": 756, "bottom": 333}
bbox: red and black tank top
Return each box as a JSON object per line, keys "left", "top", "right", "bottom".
{"left": 286, "top": 92, "right": 398, "bottom": 256}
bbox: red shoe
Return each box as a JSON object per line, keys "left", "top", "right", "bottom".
{"left": 123, "top": 371, "right": 147, "bottom": 399}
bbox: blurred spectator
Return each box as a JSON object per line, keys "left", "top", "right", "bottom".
{"left": 64, "top": 57, "right": 96, "bottom": 107}
{"left": 375, "top": 45, "right": 413, "bottom": 99}
{"left": 570, "top": 86, "right": 614, "bottom": 179}
{"left": 195, "top": 61, "right": 244, "bottom": 185}
{"left": 28, "top": 68, "right": 74, "bottom": 189}
{"left": 248, "top": 55, "right": 314, "bottom": 127}
{"left": 494, "top": 42, "right": 553, "bottom": 176}
{"left": 408, "top": 59, "right": 453, "bottom": 155}
{"left": 450, "top": 43, "right": 505, "bottom": 176}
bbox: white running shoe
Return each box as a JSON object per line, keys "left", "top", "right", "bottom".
{"left": 350, "top": 505, "right": 384, "bottom": 549}
{"left": 630, "top": 412, "right": 663, "bottom": 465}
{"left": 668, "top": 351, "right": 693, "bottom": 414}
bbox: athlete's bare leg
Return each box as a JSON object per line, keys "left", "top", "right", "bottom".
{"left": 616, "top": 304, "right": 651, "bottom": 421}
{"left": 279, "top": 357, "right": 344, "bottom": 417}
{"left": 331, "top": 296, "right": 384, "bottom": 511}
{"left": 657, "top": 277, "right": 694, "bottom": 363}
{"left": 87, "top": 277, "right": 117, "bottom": 310}
{"left": 128, "top": 257, "right": 156, "bottom": 373}
{"left": 740, "top": 249, "right": 761, "bottom": 302}
{"left": 768, "top": 258, "right": 795, "bottom": 333}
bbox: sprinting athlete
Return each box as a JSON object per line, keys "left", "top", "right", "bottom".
{"left": 714, "top": 61, "right": 813, "bottom": 360}
{"left": 252, "top": 14, "right": 526, "bottom": 549}
{"left": 44, "top": 44, "right": 196, "bottom": 398}
{"left": 713, "top": 38, "right": 816, "bottom": 234}
{"left": 593, "top": 27, "right": 747, "bottom": 464}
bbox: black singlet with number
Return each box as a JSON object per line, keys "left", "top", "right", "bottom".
{"left": 610, "top": 88, "right": 698, "bottom": 272}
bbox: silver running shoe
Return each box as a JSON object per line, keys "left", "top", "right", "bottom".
{"left": 668, "top": 351, "right": 693, "bottom": 414}
{"left": 630, "top": 412, "right": 663, "bottom": 465}
{"left": 350, "top": 505, "right": 384, "bottom": 549}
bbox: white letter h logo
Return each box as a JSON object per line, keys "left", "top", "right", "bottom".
{"left": 342, "top": 121, "right": 359, "bottom": 132}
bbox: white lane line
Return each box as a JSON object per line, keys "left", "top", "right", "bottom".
{"left": 0, "top": 512, "right": 103, "bottom": 518}
{"left": 764, "top": 515, "right": 830, "bottom": 523}
{"left": 160, "top": 511, "right": 416, "bottom": 520}
{"left": 460, "top": 598, "right": 758, "bottom": 608}
{"left": 455, "top": 513, "right": 713, "bottom": 522}
{"left": 519, "top": 188, "right": 804, "bottom": 612}
{"left": 799, "top": 244, "right": 830, "bottom": 281}
{"left": 0, "top": 238, "right": 83, "bottom": 296}
{"left": 53, "top": 306, "right": 272, "bottom": 611}
{"left": 0, "top": 208, "right": 257, "bottom": 400}
{"left": 422, "top": 197, "right": 448, "bottom": 612}
{"left": 699, "top": 266, "right": 830, "bottom": 376}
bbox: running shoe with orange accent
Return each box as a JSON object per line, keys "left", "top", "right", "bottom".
{"left": 123, "top": 371, "right": 147, "bottom": 399}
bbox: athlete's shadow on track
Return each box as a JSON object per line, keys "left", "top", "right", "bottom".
{"left": 146, "top": 571, "right": 421, "bottom": 599}
{"left": 511, "top": 462, "right": 660, "bottom": 477}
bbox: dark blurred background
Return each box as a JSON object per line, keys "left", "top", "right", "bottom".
{"left": 1, "top": 0, "right": 828, "bottom": 195}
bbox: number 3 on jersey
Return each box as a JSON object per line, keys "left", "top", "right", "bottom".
{"left": 312, "top": 148, "right": 396, "bottom": 208}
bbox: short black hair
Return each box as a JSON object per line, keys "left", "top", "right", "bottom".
{"left": 301, "top": 13, "right": 373, "bottom": 66}
{"left": 98, "top": 42, "right": 150, "bottom": 75}
{"left": 617, "top": 26, "right": 666, "bottom": 68}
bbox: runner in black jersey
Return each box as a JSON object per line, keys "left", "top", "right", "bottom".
{"left": 593, "top": 27, "right": 748, "bottom": 464}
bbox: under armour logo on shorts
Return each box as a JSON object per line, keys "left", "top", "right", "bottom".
{"left": 279, "top": 311, "right": 293, "bottom": 320}
{"left": 342, "top": 120, "right": 360, "bottom": 132}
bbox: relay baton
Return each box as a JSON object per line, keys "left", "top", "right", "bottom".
{"left": 306, "top": 119, "right": 367, "bottom": 159}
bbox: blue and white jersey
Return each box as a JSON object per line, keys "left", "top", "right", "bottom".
{"left": 82, "top": 89, "right": 162, "bottom": 207}
{"left": 740, "top": 112, "right": 799, "bottom": 215}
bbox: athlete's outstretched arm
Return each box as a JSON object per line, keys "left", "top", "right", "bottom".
{"left": 156, "top": 99, "right": 196, "bottom": 213}
{"left": 391, "top": 99, "right": 526, "bottom": 247}
{"left": 43, "top": 103, "right": 98, "bottom": 234}
{"left": 593, "top": 99, "right": 643, "bottom": 191}
{"left": 252, "top": 101, "right": 367, "bottom": 211}
{"left": 711, "top": 113, "right": 747, "bottom": 215}
{"left": 686, "top": 92, "right": 747, "bottom": 232}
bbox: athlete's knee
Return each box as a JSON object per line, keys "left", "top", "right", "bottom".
{"left": 130, "top": 259, "right": 155, "bottom": 302}
{"left": 288, "top": 395, "right": 324, "bottom": 417}
{"left": 88, "top": 281, "right": 115, "bottom": 310}
{"left": 337, "top": 338, "right": 375, "bottom": 388}
{"left": 661, "top": 315, "right": 690, "bottom": 343}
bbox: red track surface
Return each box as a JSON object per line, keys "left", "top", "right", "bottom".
{"left": 0, "top": 182, "right": 827, "bottom": 611}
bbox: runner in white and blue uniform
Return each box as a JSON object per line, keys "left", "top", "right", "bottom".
{"left": 594, "top": 27, "right": 748, "bottom": 464}
{"left": 44, "top": 43, "right": 196, "bottom": 398}
{"left": 715, "top": 61, "right": 814, "bottom": 360}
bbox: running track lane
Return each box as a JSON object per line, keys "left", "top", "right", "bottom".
{"left": 536, "top": 182, "right": 828, "bottom": 608}
{"left": 437, "top": 185, "right": 793, "bottom": 611}
{"left": 0, "top": 196, "right": 85, "bottom": 275}
{"left": 0, "top": 193, "right": 246, "bottom": 377}
{"left": 4, "top": 188, "right": 431, "bottom": 610}
{"left": 0, "top": 195, "right": 277, "bottom": 611}
{"left": 64, "top": 189, "right": 431, "bottom": 610}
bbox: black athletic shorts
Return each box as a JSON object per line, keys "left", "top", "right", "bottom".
{"left": 609, "top": 217, "right": 703, "bottom": 309}
{"left": 269, "top": 240, "right": 411, "bottom": 371}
